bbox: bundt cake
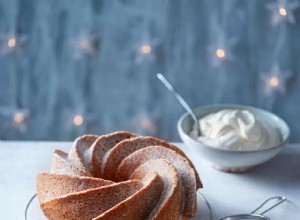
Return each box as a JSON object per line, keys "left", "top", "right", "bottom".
{"left": 37, "top": 131, "right": 202, "bottom": 220}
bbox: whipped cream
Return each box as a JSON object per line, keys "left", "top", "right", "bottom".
{"left": 190, "top": 109, "right": 281, "bottom": 150}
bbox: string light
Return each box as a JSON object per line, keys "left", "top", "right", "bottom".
{"left": 0, "top": 34, "right": 27, "bottom": 56}
{"left": 208, "top": 42, "right": 235, "bottom": 68}
{"left": 0, "top": 108, "right": 28, "bottom": 124}
{"left": 267, "top": 76, "right": 280, "bottom": 88}
{"left": 138, "top": 114, "right": 157, "bottom": 135}
{"left": 134, "top": 36, "right": 160, "bottom": 64}
{"left": 140, "top": 116, "right": 152, "bottom": 129}
{"left": 261, "top": 65, "right": 291, "bottom": 95}
{"left": 73, "top": 114, "right": 83, "bottom": 126}
{"left": 278, "top": 7, "right": 287, "bottom": 16}
{"left": 13, "top": 112, "right": 25, "bottom": 124}
{"left": 215, "top": 49, "right": 226, "bottom": 59}
{"left": 139, "top": 44, "right": 152, "bottom": 54}
{"left": 0, "top": 108, "right": 29, "bottom": 133}
{"left": 7, "top": 37, "right": 16, "bottom": 48}
{"left": 63, "top": 109, "right": 89, "bottom": 131}
{"left": 71, "top": 34, "right": 99, "bottom": 59}
{"left": 11, "top": 110, "right": 28, "bottom": 133}
{"left": 135, "top": 42, "right": 157, "bottom": 64}
{"left": 267, "top": 1, "right": 300, "bottom": 25}
{"left": 78, "top": 39, "right": 91, "bottom": 50}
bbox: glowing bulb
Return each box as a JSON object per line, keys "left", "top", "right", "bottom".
{"left": 140, "top": 44, "right": 152, "bottom": 54}
{"left": 78, "top": 39, "right": 90, "bottom": 49}
{"left": 215, "top": 49, "right": 226, "bottom": 58}
{"left": 267, "top": 76, "right": 280, "bottom": 87}
{"left": 14, "top": 112, "right": 25, "bottom": 124}
{"left": 278, "top": 7, "right": 287, "bottom": 16}
{"left": 8, "top": 38, "right": 16, "bottom": 48}
{"left": 140, "top": 117, "right": 152, "bottom": 129}
{"left": 73, "top": 115, "right": 83, "bottom": 126}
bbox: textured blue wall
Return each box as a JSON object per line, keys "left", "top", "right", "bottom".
{"left": 0, "top": 0, "right": 299, "bottom": 142}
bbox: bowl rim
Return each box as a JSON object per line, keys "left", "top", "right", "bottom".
{"left": 177, "top": 104, "right": 290, "bottom": 153}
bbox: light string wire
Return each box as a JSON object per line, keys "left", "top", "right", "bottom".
{"left": 271, "top": 23, "right": 287, "bottom": 63}
{"left": 212, "top": 0, "right": 234, "bottom": 103}
{"left": 0, "top": 33, "right": 29, "bottom": 133}
{"left": 262, "top": 0, "right": 297, "bottom": 109}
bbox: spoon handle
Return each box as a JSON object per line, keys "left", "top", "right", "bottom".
{"left": 251, "top": 196, "right": 286, "bottom": 215}
{"left": 156, "top": 73, "right": 200, "bottom": 135}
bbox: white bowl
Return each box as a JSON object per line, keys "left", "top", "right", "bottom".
{"left": 177, "top": 104, "right": 290, "bottom": 173}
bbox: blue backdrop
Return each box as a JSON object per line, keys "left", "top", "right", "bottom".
{"left": 0, "top": 0, "right": 299, "bottom": 142}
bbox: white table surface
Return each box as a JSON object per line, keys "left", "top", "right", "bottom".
{"left": 1, "top": 141, "right": 299, "bottom": 220}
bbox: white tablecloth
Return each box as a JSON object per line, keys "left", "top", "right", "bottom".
{"left": 0, "top": 141, "right": 299, "bottom": 220}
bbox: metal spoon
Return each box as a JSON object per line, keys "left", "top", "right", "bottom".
{"left": 156, "top": 73, "right": 200, "bottom": 136}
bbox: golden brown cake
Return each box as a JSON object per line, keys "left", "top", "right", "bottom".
{"left": 36, "top": 131, "right": 202, "bottom": 220}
